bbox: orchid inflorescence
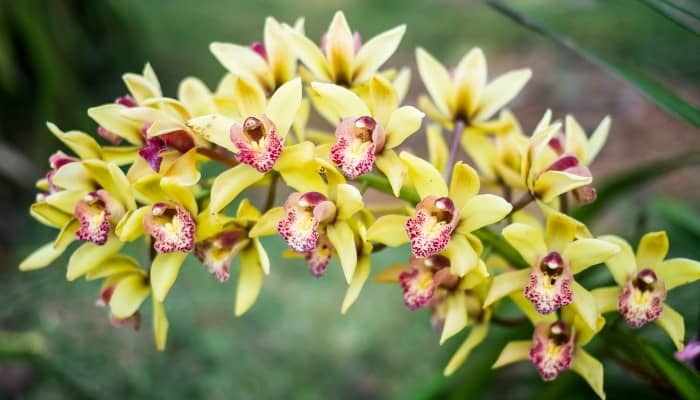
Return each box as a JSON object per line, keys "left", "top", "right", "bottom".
{"left": 20, "top": 11, "right": 700, "bottom": 398}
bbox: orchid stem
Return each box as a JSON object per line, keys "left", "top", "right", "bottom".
{"left": 560, "top": 193, "right": 569, "bottom": 214}
{"left": 491, "top": 315, "right": 527, "bottom": 327}
{"left": 444, "top": 119, "right": 466, "bottom": 180}
{"left": 264, "top": 172, "right": 279, "bottom": 211}
{"left": 197, "top": 147, "right": 239, "bottom": 168}
{"left": 509, "top": 192, "right": 534, "bottom": 215}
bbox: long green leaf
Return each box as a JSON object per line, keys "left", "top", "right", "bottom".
{"left": 572, "top": 152, "right": 700, "bottom": 222}
{"left": 642, "top": 342, "right": 700, "bottom": 400}
{"left": 486, "top": 0, "right": 700, "bottom": 129}
{"left": 652, "top": 199, "right": 700, "bottom": 239}
{"left": 641, "top": 0, "right": 700, "bottom": 36}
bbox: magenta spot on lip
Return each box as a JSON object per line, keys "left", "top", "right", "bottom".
{"left": 547, "top": 154, "right": 579, "bottom": 172}
{"left": 250, "top": 41, "right": 268, "bottom": 61}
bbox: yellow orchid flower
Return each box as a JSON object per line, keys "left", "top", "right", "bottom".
{"left": 310, "top": 77, "right": 424, "bottom": 195}
{"left": 21, "top": 159, "right": 135, "bottom": 276}
{"left": 591, "top": 231, "right": 700, "bottom": 350}
{"left": 374, "top": 246, "right": 490, "bottom": 345}
{"left": 415, "top": 47, "right": 531, "bottom": 130}
{"left": 188, "top": 78, "right": 321, "bottom": 213}
{"left": 86, "top": 254, "right": 169, "bottom": 350}
{"left": 250, "top": 182, "right": 364, "bottom": 285}
{"left": 210, "top": 17, "right": 304, "bottom": 93}
{"left": 483, "top": 212, "right": 619, "bottom": 330}
{"left": 521, "top": 110, "right": 595, "bottom": 206}
{"left": 285, "top": 11, "right": 405, "bottom": 87}
{"left": 367, "top": 153, "right": 512, "bottom": 278}
{"left": 459, "top": 109, "right": 529, "bottom": 190}
{"left": 195, "top": 199, "right": 271, "bottom": 316}
{"left": 493, "top": 305, "right": 606, "bottom": 399}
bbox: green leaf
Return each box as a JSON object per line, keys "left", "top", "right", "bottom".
{"left": 356, "top": 172, "right": 420, "bottom": 205}
{"left": 473, "top": 228, "right": 528, "bottom": 269}
{"left": 486, "top": 0, "right": 700, "bottom": 129}
{"left": 652, "top": 199, "right": 700, "bottom": 239}
{"left": 641, "top": 0, "right": 700, "bottom": 37}
{"left": 571, "top": 152, "right": 700, "bottom": 222}
{"left": 642, "top": 341, "right": 700, "bottom": 400}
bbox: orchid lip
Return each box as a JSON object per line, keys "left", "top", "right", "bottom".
{"left": 230, "top": 115, "right": 283, "bottom": 173}
{"left": 524, "top": 251, "right": 573, "bottom": 314}
{"left": 144, "top": 202, "right": 196, "bottom": 253}
{"left": 405, "top": 196, "right": 459, "bottom": 258}
{"left": 618, "top": 268, "right": 667, "bottom": 328}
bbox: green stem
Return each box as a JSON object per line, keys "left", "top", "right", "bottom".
{"left": 264, "top": 172, "right": 279, "bottom": 211}
{"left": 444, "top": 119, "right": 466, "bottom": 180}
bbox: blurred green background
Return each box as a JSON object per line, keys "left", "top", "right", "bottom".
{"left": 1, "top": 0, "right": 699, "bottom": 398}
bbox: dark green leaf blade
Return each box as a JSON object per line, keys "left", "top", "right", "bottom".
{"left": 486, "top": 0, "right": 700, "bottom": 129}
{"left": 642, "top": 341, "right": 700, "bottom": 400}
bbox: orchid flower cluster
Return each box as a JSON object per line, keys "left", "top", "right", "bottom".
{"left": 20, "top": 11, "right": 700, "bottom": 398}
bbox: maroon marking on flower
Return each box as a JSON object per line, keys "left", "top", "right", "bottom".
{"left": 250, "top": 41, "right": 268, "bottom": 61}
{"left": 405, "top": 196, "right": 459, "bottom": 258}
{"left": 96, "top": 284, "right": 116, "bottom": 307}
{"left": 399, "top": 255, "right": 454, "bottom": 310}
{"left": 277, "top": 192, "right": 336, "bottom": 253}
{"left": 305, "top": 234, "right": 334, "bottom": 277}
{"left": 109, "top": 311, "right": 142, "bottom": 331}
{"left": 524, "top": 252, "right": 573, "bottom": 314}
{"left": 75, "top": 190, "right": 114, "bottom": 245}
{"left": 115, "top": 94, "right": 137, "bottom": 108}
{"left": 230, "top": 116, "right": 284, "bottom": 173}
{"left": 548, "top": 136, "right": 564, "bottom": 155}
{"left": 97, "top": 126, "right": 124, "bottom": 145}
{"left": 618, "top": 268, "right": 667, "bottom": 328}
{"left": 529, "top": 321, "right": 576, "bottom": 381}
{"left": 144, "top": 202, "right": 196, "bottom": 253}
{"left": 330, "top": 116, "right": 386, "bottom": 179}
{"left": 45, "top": 151, "right": 79, "bottom": 193}
{"left": 139, "top": 136, "right": 168, "bottom": 172}
{"left": 195, "top": 229, "right": 248, "bottom": 283}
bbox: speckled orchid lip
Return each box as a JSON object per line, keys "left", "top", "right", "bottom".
{"left": 618, "top": 268, "right": 667, "bottom": 328}
{"left": 399, "top": 255, "right": 454, "bottom": 310}
{"left": 305, "top": 234, "right": 334, "bottom": 277}
{"left": 278, "top": 192, "right": 337, "bottom": 253}
{"left": 230, "top": 115, "right": 284, "bottom": 173}
{"left": 75, "top": 190, "right": 123, "bottom": 245}
{"left": 330, "top": 116, "right": 386, "bottom": 179}
{"left": 195, "top": 229, "right": 248, "bottom": 282}
{"left": 529, "top": 321, "right": 576, "bottom": 381}
{"left": 524, "top": 251, "right": 573, "bottom": 314}
{"left": 405, "top": 196, "right": 458, "bottom": 258}
{"left": 144, "top": 202, "right": 196, "bottom": 253}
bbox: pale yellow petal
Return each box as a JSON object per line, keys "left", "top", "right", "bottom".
{"left": 327, "top": 220, "right": 357, "bottom": 284}
{"left": 374, "top": 150, "right": 406, "bottom": 197}
{"left": 123, "top": 69, "right": 160, "bottom": 103}
{"left": 534, "top": 170, "right": 591, "bottom": 203}
{"left": 109, "top": 274, "right": 150, "bottom": 319}
{"left": 483, "top": 269, "right": 530, "bottom": 307}
{"left": 153, "top": 300, "right": 169, "bottom": 351}
{"left": 461, "top": 129, "right": 497, "bottom": 180}
{"left": 444, "top": 234, "right": 478, "bottom": 277}
{"left": 492, "top": 340, "right": 531, "bottom": 369}
{"left": 53, "top": 218, "right": 80, "bottom": 254}
{"left": 440, "top": 293, "right": 468, "bottom": 344}
{"left": 427, "top": 124, "right": 448, "bottom": 174}
{"left": 444, "top": 321, "right": 490, "bottom": 376}
{"left": 353, "top": 25, "right": 405, "bottom": 83}
{"left": 366, "top": 214, "right": 409, "bottom": 246}
{"left": 392, "top": 67, "right": 411, "bottom": 104}
{"left": 545, "top": 212, "right": 580, "bottom": 253}
{"left": 266, "top": 78, "right": 302, "bottom": 137}
{"left": 50, "top": 161, "right": 95, "bottom": 192}
{"left": 177, "top": 77, "right": 215, "bottom": 117}
{"left": 473, "top": 69, "right": 531, "bottom": 122}
{"left": 384, "top": 106, "right": 424, "bottom": 149}
{"left": 570, "top": 281, "right": 599, "bottom": 331}
{"left": 453, "top": 47, "right": 486, "bottom": 118}
{"left": 249, "top": 207, "right": 285, "bottom": 238}
{"left": 210, "top": 164, "right": 265, "bottom": 213}
{"left": 187, "top": 113, "right": 238, "bottom": 153}
{"left": 284, "top": 25, "right": 332, "bottom": 81}
{"left": 66, "top": 235, "right": 123, "bottom": 281}
{"left": 571, "top": 348, "right": 606, "bottom": 400}
{"left": 502, "top": 223, "right": 546, "bottom": 265}
{"left": 30, "top": 202, "right": 71, "bottom": 228}
{"left": 275, "top": 141, "right": 315, "bottom": 171}
{"left": 341, "top": 253, "right": 371, "bottom": 314}
{"left": 590, "top": 286, "right": 621, "bottom": 314}
{"left": 636, "top": 231, "right": 669, "bottom": 270}
{"left": 278, "top": 165, "right": 329, "bottom": 196}
{"left": 373, "top": 264, "right": 407, "bottom": 283}
{"left": 264, "top": 16, "right": 296, "bottom": 85}
{"left": 325, "top": 11, "right": 354, "bottom": 85}
{"left": 253, "top": 238, "right": 270, "bottom": 275}
{"left": 415, "top": 47, "right": 454, "bottom": 117}
{"left": 510, "top": 292, "right": 557, "bottom": 325}
{"left": 586, "top": 116, "right": 611, "bottom": 164}
{"left": 564, "top": 115, "right": 588, "bottom": 163}
{"left": 369, "top": 75, "right": 398, "bottom": 128}
{"left": 655, "top": 258, "right": 700, "bottom": 290}
{"left": 457, "top": 194, "right": 511, "bottom": 233}
{"left": 233, "top": 76, "right": 267, "bottom": 117}
{"left": 44, "top": 190, "right": 88, "bottom": 214}
{"left": 235, "top": 247, "right": 264, "bottom": 316}
{"left": 209, "top": 42, "right": 274, "bottom": 90}
{"left": 335, "top": 183, "right": 363, "bottom": 220}
{"left": 657, "top": 304, "right": 685, "bottom": 351}
{"left": 310, "top": 82, "right": 370, "bottom": 119}
{"left": 399, "top": 151, "right": 448, "bottom": 199}
{"left": 86, "top": 105, "right": 143, "bottom": 145}
{"left": 564, "top": 238, "right": 620, "bottom": 274}
{"left": 19, "top": 242, "right": 66, "bottom": 271}
{"left": 150, "top": 252, "right": 187, "bottom": 302}
{"left": 85, "top": 254, "right": 142, "bottom": 281}
{"left": 115, "top": 206, "right": 149, "bottom": 242}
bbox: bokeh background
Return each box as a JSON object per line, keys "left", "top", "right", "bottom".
{"left": 1, "top": 0, "right": 699, "bottom": 399}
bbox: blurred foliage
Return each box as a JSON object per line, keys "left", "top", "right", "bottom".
{"left": 1, "top": 0, "right": 700, "bottom": 399}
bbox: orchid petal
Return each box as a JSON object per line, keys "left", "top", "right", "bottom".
{"left": 325, "top": 11, "right": 354, "bottom": 85}
{"left": 284, "top": 26, "right": 332, "bottom": 81}
{"left": 341, "top": 253, "right": 371, "bottom": 314}
{"left": 336, "top": 183, "right": 363, "bottom": 220}
{"left": 440, "top": 293, "right": 468, "bottom": 344}
{"left": 657, "top": 304, "right": 685, "bottom": 351}
{"left": 415, "top": 47, "right": 453, "bottom": 117}
{"left": 366, "top": 214, "right": 410, "bottom": 246}
{"left": 571, "top": 348, "right": 605, "bottom": 400}
{"left": 502, "top": 223, "right": 546, "bottom": 266}
{"left": 399, "top": 151, "right": 448, "bottom": 199}
{"left": 109, "top": 275, "right": 150, "bottom": 319}
{"left": 375, "top": 150, "right": 406, "bottom": 197}
{"left": 187, "top": 114, "right": 238, "bottom": 153}
{"left": 570, "top": 281, "right": 599, "bottom": 330}
{"left": 473, "top": 69, "right": 531, "bottom": 122}
{"left": 384, "top": 106, "right": 425, "bottom": 149}
{"left": 427, "top": 124, "right": 448, "bottom": 174}
{"left": 492, "top": 340, "right": 531, "bottom": 369}
{"left": 249, "top": 207, "right": 285, "bottom": 238}
{"left": 598, "top": 235, "right": 637, "bottom": 285}
{"left": 590, "top": 286, "right": 620, "bottom": 314}
{"left": 177, "top": 77, "right": 216, "bottom": 117}
{"left": 453, "top": 47, "right": 487, "bottom": 118}
{"left": 310, "top": 82, "right": 370, "bottom": 119}
{"left": 209, "top": 42, "right": 274, "bottom": 90}
{"left": 534, "top": 170, "right": 591, "bottom": 203}
{"left": 66, "top": 235, "right": 123, "bottom": 281}
{"left": 457, "top": 194, "right": 512, "bottom": 233}
{"left": 266, "top": 78, "right": 302, "bottom": 137}
{"left": 564, "top": 238, "right": 620, "bottom": 274}
{"left": 655, "top": 258, "right": 700, "bottom": 289}
{"left": 444, "top": 321, "right": 490, "bottom": 376}
{"left": 235, "top": 247, "right": 264, "bottom": 316}
{"left": 353, "top": 24, "right": 406, "bottom": 83}
{"left": 636, "top": 231, "right": 669, "bottom": 270}
{"left": 150, "top": 252, "right": 187, "bottom": 302}
{"left": 210, "top": 164, "right": 265, "bottom": 213}
{"left": 483, "top": 269, "right": 530, "bottom": 307}
{"left": 153, "top": 300, "right": 169, "bottom": 351}
{"left": 369, "top": 75, "right": 398, "bottom": 128}
{"left": 327, "top": 220, "right": 357, "bottom": 284}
